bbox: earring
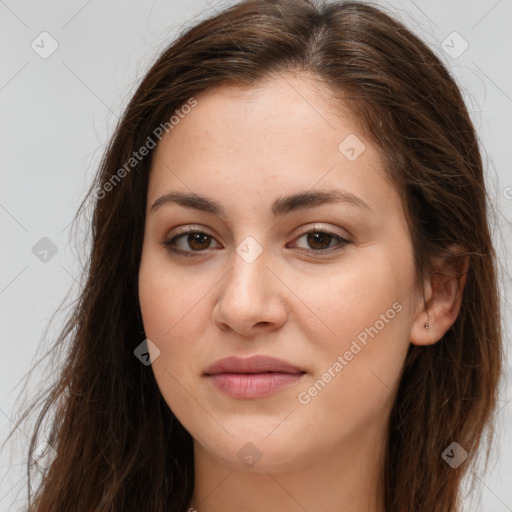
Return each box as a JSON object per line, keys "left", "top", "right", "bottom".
{"left": 424, "top": 323, "right": 430, "bottom": 330}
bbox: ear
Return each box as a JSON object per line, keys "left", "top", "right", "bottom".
{"left": 410, "top": 247, "right": 469, "bottom": 346}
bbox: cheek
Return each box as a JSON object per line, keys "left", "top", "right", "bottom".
{"left": 138, "top": 250, "right": 214, "bottom": 384}
{"left": 291, "top": 254, "right": 413, "bottom": 416}
{"left": 290, "top": 248, "right": 412, "bottom": 352}
{"left": 138, "top": 255, "right": 210, "bottom": 430}
{"left": 293, "top": 297, "right": 410, "bottom": 453}
{"left": 140, "top": 295, "right": 201, "bottom": 361}
{"left": 139, "top": 248, "right": 203, "bottom": 342}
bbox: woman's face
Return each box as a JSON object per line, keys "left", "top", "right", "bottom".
{"left": 138, "top": 74, "right": 424, "bottom": 472}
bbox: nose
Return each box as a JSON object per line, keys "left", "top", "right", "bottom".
{"left": 212, "top": 246, "right": 288, "bottom": 337}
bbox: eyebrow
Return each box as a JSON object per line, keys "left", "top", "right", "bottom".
{"left": 150, "top": 189, "right": 372, "bottom": 218}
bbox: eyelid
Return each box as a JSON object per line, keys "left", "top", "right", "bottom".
{"left": 292, "top": 223, "right": 350, "bottom": 240}
{"left": 287, "top": 226, "right": 351, "bottom": 253}
{"left": 168, "top": 225, "right": 216, "bottom": 238}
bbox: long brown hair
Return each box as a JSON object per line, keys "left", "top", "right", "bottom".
{"left": 12, "top": 0, "right": 502, "bottom": 510}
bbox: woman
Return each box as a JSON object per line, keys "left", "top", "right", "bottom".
{"left": 18, "top": 0, "right": 502, "bottom": 510}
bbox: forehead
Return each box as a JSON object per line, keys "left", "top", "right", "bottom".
{"left": 147, "top": 73, "right": 399, "bottom": 219}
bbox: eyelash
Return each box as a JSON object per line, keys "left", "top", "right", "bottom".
{"left": 161, "top": 227, "right": 351, "bottom": 258}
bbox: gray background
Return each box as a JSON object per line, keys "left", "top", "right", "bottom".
{"left": 1, "top": 0, "right": 511, "bottom": 510}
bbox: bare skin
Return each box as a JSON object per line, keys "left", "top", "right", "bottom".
{"left": 138, "top": 73, "right": 467, "bottom": 512}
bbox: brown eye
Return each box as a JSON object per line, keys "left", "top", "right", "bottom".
{"left": 163, "top": 229, "right": 221, "bottom": 257}
{"left": 186, "top": 232, "right": 212, "bottom": 250}
{"left": 291, "top": 230, "right": 350, "bottom": 253}
{"left": 306, "top": 232, "right": 335, "bottom": 250}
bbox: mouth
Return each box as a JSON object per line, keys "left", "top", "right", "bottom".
{"left": 204, "top": 355, "right": 306, "bottom": 399}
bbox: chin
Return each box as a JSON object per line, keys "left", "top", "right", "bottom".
{"left": 195, "top": 430, "right": 311, "bottom": 473}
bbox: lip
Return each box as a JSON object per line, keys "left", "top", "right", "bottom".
{"left": 205, "top": 355, "right": 306, "bottom": 399}
{"left": 205, "top": 355, "right": 304, "bottom": 375}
